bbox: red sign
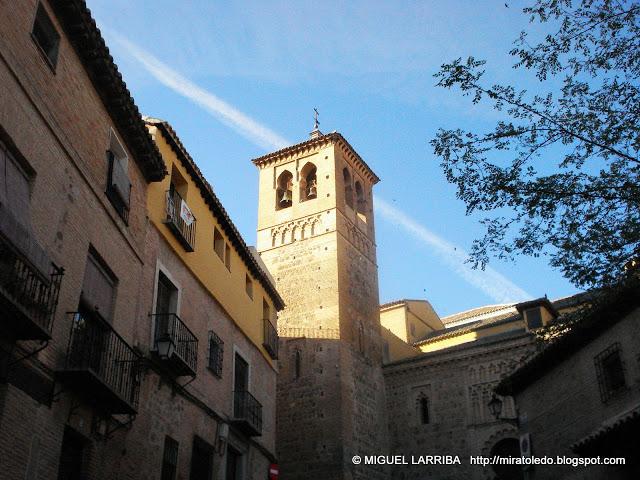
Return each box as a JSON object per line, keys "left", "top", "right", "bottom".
{"left": 269, "top": 463, "right": 279, "bottom": 480}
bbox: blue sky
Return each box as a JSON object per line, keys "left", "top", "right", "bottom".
{"left": 89, "top": 0, "right": 580, "bottom": 316}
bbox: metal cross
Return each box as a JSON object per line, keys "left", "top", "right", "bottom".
{"left": 313, "top": 108, "right": 320, "bottom": 129}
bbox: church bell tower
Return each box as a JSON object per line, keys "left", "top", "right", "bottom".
{"left": 253, "top": 124, "right": 389, "bottom": 480}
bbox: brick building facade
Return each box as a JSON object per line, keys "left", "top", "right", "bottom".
{"left": 0, "top": 2, "right": 281, "bottom": 479}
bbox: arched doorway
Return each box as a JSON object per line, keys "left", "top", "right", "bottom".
{"left": 489, "top": 438, "right": 523, "bottom": 480}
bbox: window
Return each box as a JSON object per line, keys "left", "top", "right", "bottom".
{"left": 276, "top": 170, "right": 293, "bottom": 210}
{"left": 245, "top": 274, "right": 253, "bottom": 299}
{"left": 80, "top": 249, "right": 117, "bottom": 322}
{"left": 343, "top": 168, "right": 353, "bottom": 208}
{"left": 161, "top": 436, "right": 179, "bottom": 480}
{"left": 293, "top": 350, "right": 301, "bottom": 379}
{"left": 225, "top": 445, "right": 243, "bottom": 480}
{"left": 418, "top": 396, "right": 430, "bottom": 424}
{"left": 262, "top": 299, "right": 270, "bottom": 321}
{"left": 224, "top": 244, "right": 231, "bottom": 271}
{"left": 32, "top": 3, "right": 60, "bottom": 69}
{"left": 234, "top": 352, "right": 249, "bottom": 392}
{"left": 355, "top": 181, "right": 366, "bottom": 221}
{"left": 189, "top": 436, "right": 214, "bottom": 480}
{"left": 595, "top": 343, "right": 627, "bottom": 402}
{"left": 155, "top": 271, "right": 178, "bottom": 315}
{"left": 208, "top": 331, "right": 224, "bottom": 377}
{"left": 56, "top": 427, "right": 87, "bottom": 480}
{"left": 299, "top": 162, "right": 317, "bottom": 202}
{"left": 525, "top": 307, "right": 543, "bottom": 329}
{"left": 105, "top": 130, "right": 131, "bottom": 223}
{"left": 214, "top": 228, "right": 224, "bottom": 260}
{"left": 357, "top": 321, "right": 365, "bottom": 354}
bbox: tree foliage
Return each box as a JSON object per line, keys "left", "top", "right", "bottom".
{"left": 431, "top": 0, "right": 640, "bottom": 289}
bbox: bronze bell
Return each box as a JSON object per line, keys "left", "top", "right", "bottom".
{"left": 308, "top": 184, "right": 317, "bottom": 198}
{"left": 280, "top": 190, "right": 292, "bottom": 204}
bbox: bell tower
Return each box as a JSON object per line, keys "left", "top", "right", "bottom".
{"left": 253, "top": 129, "right": 389, "bottom": 480}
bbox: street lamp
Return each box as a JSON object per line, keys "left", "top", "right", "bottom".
{"left": 156, "top": 334, "right": 175, "bottom": 360}
{"left": 488, "top": 394, "right": 519, "bottom": 426}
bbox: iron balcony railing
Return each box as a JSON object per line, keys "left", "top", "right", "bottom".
{"left": 165, "top": 189, "right": 196, "bottom": 252}
{"left": 60, "top": 312, "right": 140, "bottom": 414}
{"left": 0, "top": 230, "right": 63, "bottom": 340}
{"left": 152, "top": 313, "right": 198, "bottom": 377}
{"left": 232, "top": 390, "right": 263, "bottom": 436}
{"left": 263, "top": 318, "right": 278, "bottom": 359}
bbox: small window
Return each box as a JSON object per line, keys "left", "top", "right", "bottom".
{"left": 276, "top": 170, "right": 293, "bottom": 210}
{"left": 207, "top": 331, "right": 224, "bottom": 377}
{"left": 32, "top": 3, "right": 60, "bottom": 69}
{"left": 293, "top": 350, "right": 301, "bottom": 379}
{"left": 106, "top": 130, "right": 131, "bottom": 223}
{"left": 161, "top": 436, "right": 179, "bottom": 480}
{"left": 213, "top": 228, "right": 224, "bottom": 260}
{"left": 225, "top": 244, "right": 231, "bottom": 271}
{"left": 245, "top": 274, "right": 253, "bottom": 299}
{"left": 525, "top": 308, "right": 543, "bottom": 329}
{"left": 595, "top": 343, "right": 627, "bottom": 403}
{"left": 419, "top": 396, "right": 430, "bottom": 425}
{"left": 357, "top": 322, "right": 365, "bottom": 354}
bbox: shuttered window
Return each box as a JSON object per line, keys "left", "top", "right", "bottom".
{"left": 80, "top": 251, "right": 116, "bottom": 322}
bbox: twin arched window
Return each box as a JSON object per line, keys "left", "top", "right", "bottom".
{"left": 344, "top": 168, "right": 367, "bottom": 221}
{"left": 276, "top": 163, "right": 318, "bottom": 210}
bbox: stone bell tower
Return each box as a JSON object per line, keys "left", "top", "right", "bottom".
{"left": 253, "top": 125, "right": 389, "bottom": 480}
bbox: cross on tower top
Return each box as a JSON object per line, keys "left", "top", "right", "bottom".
{"left": 310, "top": 108, "right": 323, "bottom": 138}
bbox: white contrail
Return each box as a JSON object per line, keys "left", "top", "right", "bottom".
{"left": 108, "top": 32, "right": 291, "bottom": 151}
{"left": 375, "top": 198, "right": 531, "bottom": 303}
{"left": 107, "top": 30, "right": 529, "bottom": 303}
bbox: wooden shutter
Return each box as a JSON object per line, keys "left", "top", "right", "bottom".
{"left": 81, "top": 253, "right": 115, "bottom": 321}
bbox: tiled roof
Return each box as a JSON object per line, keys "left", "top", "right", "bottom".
{"left": 50, "top": 0, "right": 166, "bottom": 182}
{"left": 572, "top": 403, "right": 640, "bottom": 454}
{"left": 251, "top": 132, "right": 380, "bottom": 184}
{"left": 441, "top": 304, "right": 515, "bottom": 325}
{"left": 413, "top": 311, "right": 521, "bottom": 346}
{"left": 144, "top": 118, "right": 284, "bottom": 310}
{"left": 496, "top": 283, "right": 640, "bottom": 396}
{"left": 380, "top": 299, "right": 424, "bottom": 310}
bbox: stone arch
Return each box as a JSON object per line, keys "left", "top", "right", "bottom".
{"left": 299, "top": 162, "right": 317, "bottom": 202}
{"left": 281, "top": 228, "right": 289, "bottom": 245}
{"left": 276, "top": 170, "right": 293, "bottom": 210}
{"left": 291, "top": 225, "right": 299, "bottom": 242}
{"left": 480, "top": 428, "right": 520, "bottom": 480}
{"left": 343, "top": 168, "right": 354, "bottom": 209}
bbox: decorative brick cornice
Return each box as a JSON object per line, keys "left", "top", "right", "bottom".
{"left": 50, "top": 0, "right": 166, "bottom": 182}
{"left": 251, "top": 132, "right": 380, "bottom": 184}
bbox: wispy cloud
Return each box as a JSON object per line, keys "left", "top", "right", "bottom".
{"left": 107, "top": 31, "right": 291, "bottom": 151}
{"left": 375, "top": 198, "right": 531, "bottom": 303}
{"left": 107, "top": 29, "right": 529, "bottom": 304}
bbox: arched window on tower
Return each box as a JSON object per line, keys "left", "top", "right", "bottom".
{"left": 293, "top": 350, "right": 301, "bottom": 379}
{"left": 343, "top": 168, "right": 354, "bottom": 209}
{"left": 276, "top": 170, "right": 293, "bottom": 210}
{"left": 418, "top": 395, "right": 430, "bottom": 424}
{"left": 299, "top": 163, "right": 317, "bottom": 202}
{"left": 355, "top": 181, "right": 366, "bottom": 221}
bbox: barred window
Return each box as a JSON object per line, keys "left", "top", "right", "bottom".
{"left": 161, "top": 436, "right": 179, "bottom": 480}
{"left": 207, "top": 331, "right": 224, "bottom": 377}
{"left": 594, "top": 343, "right": 627, "bottom": 403}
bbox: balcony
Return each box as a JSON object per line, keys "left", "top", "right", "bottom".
{"left": 0, "top": 217, "right": 63, "bottom": 340}
{"left": 151, "top": 313, "right": 198, "bottom": 377}
{"left": 263, "top": 318, "right": 278, "bottom": 360}
{"left": 165, "top": 189, "right": 196, "bottom": 252}
{"left": 232, "top": 390, "right": 263, "bottom": 436}
{"left": 57, "top": 312, "right": 140, "bottom": 414}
